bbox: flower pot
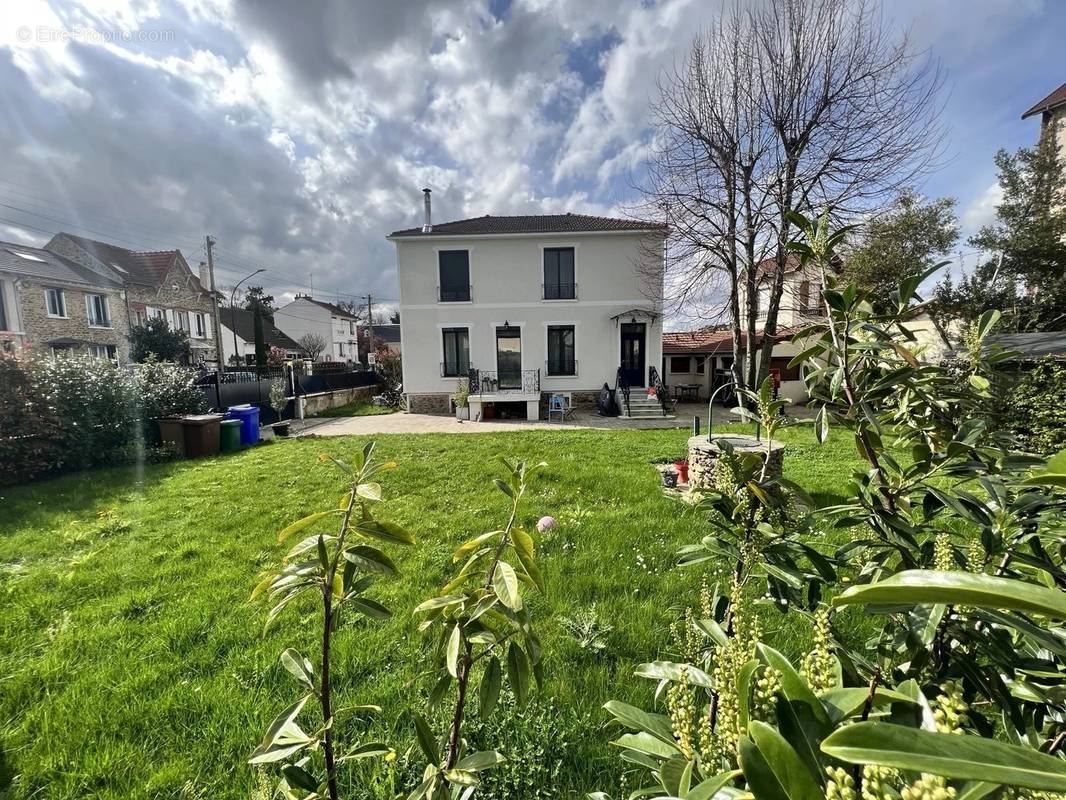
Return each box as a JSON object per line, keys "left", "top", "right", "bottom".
{"left": 456, "top": 405, "right": 470, "bottom": 421}
{"left": 274, "top": 421, "right": 291, "bottom": 437}
{"left": 260, "top": 425, "right": 275, "bottom": 441}
{"left": 674, "top": 460, "right": 689, "bottom": 484}
{"left": 662, "top": 470, "right": 678, "bottom": 488}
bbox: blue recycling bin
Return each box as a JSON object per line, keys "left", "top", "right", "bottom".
{"left": 226, "top": 404, "right": 260, "bottom": 445}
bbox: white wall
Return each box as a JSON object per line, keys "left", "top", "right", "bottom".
{"left": 739, "top": 264, "right": 828, "bottom": 330}
{"left": 394, "top": 231, "right": 665, "bottom": 395}
{"left": 275, "top": 299, "right": 332, "bottom": 360}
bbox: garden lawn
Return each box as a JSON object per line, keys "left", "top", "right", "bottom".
{"left": 312, "top": 401, "right": 398, "bottom": 418}
{"left": 0, "top": 425, "right": 864, "bottom": 799}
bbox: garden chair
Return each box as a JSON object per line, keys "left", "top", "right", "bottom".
{"left": 548, "top": 393, "right": 574, "bottom": 423}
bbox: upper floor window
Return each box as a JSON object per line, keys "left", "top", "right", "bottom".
{"left": 438, "top": 251, "right": 471, "bottom": 302}
{"left": 194, "top": 312, "right": 207, "bottom": 338}
{"left": 85, "top": 294, "right": 111, "bottom": 328}
{"left": 543, "top": 247, "right": 575, "bottom": 300}
{"left": 148, "top": 306, "right": 165, "bottom": 321}
{"left": 175, "top": 310, "right": 190, "bottom": 332}
{"left": 46, "top": 288, "right": 67, "bottom": 318}
{"left": 799, "top": 280, "right": 825, "bottom": 315}
{"left": 546, "top": 325, "right": 576, "bottom": 376}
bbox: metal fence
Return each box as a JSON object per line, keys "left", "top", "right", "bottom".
{"left": 196, "top": 364, "right": 378, "bottom": 422}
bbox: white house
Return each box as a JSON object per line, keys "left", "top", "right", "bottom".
{"left": 387, "top": 190, "right": 667, "bottom": 420}
{"left": 218, "top": 307, "right": 302, "bottom": 365}
{"left": 274, "top": 295, "right": 359, "bottom": 362}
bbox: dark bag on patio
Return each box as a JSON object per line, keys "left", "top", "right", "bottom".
{"left": 597, "top": 383, "right": 619, "bottom": 417}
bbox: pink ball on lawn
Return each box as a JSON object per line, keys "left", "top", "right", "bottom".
{"left": 537, "top": 516, "right": 556, "bottom": 533}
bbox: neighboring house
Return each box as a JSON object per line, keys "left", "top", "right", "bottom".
{"left": 1022, "top": 80, "right": 1066, "bottom": 161}
{"left": 388, "top": 194, "right": 667, "bottom": 419}
{"left": 0, "top": 241, "right": 129, "bottom": 359}
{"left": 45, "top": 233, "right": 218, "bottom": 363}
{"left": 274, "top": 295, "right": 360, "bottom": 362}
{"left": 358, "top": 323, "right": 402, "bottom": 358}
{"left": 741, "top": 254, "right": 829, "bottom": 331}
{"left": 662, "top": 327, "right": 808, "bottom": 403}
{"left": 218, "top": 307, "right": 302, "bottom": 365}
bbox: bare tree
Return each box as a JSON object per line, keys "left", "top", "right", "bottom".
{"left": 298, "top": 332, "right": 327, "bottom": 361}
{"left": 640, "top": 0, "right": 944, "bottom": 396}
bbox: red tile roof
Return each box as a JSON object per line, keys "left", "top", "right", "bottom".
{"left": 1022, "top": 81, "right": 1066, "bottom": 120}
{"left": 663, "top": 326, "right": 805, "bottom": 353}
{"left": 390, "top": 213, "right": 667, "bottom": 237}
{"left": 54, "top": 233, "right": 184, "bottom": 288}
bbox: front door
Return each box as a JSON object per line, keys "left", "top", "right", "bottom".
{"left": 620, "top": 323, "right": 646, "bottom": 387}
{"left": 496, "top": 325, "right": 522, "bottom": 390}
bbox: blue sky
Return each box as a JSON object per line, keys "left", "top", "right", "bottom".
{"left": 0, "top": 0, "right": 1062, "bottom": 315}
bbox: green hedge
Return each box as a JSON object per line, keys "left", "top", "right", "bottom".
{"left": 1002, "top": 357, "right": 1066, "bottom": 454}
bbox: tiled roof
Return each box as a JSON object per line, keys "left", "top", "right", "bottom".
{"left": 756, "top": 253, "right": 802, "bottom": 276}
{"left": 1022, "top": 81, "right": 1066, "bottom": 120}
{"left": 297, "top": 297, "right": 358, "bottom": 318}
{"left": 986, "top": 331, "right": 1066, "bottom": 359}
{"left": 53, "top": 233, "right": 188, "bottom": 288}
{"left": 0, "top": 241, "right": 123, "bottom": 288}
{"left": 663, "top": 326, "right": 804, "bottom": 353}
{"left": 364, "top": 323, "right": 400, "bottom": 343}
{"left": 219, "top": 307, "right": 301, "bottom": 351}
{"left": 663, "top": 328, "right": 734, "bottom": 354}
{"left": 389, "top": 213, "right": 667, "bottom": 238}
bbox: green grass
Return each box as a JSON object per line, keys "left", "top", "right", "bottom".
{"left": 0, "top": 425, "right": 864, "bottom": 799}
{"left": 312, "top": 401, "right": 398, "bottom": 418}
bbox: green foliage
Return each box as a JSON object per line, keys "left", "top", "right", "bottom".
{"left": 841, "top": 189, "right": 958, "bottom": 308}
{"left": 30, "top": 351, "right": 140, "bottom": 472}
{"left": 1001, "top": 357, "right": 1066, "bottom": 454}
{"left": 131, "top": 357, "right": 208, "bottom": 442}
{"left": 409, "top": 457, "right": 547, "bottom": 800}
{"left": 374, "top": 347, "right": 403, "bottom": 408}
{"left": 935, "top": 136, "right": 1066, "bottom": 333}
{"left": 0, "top": 351, "right": 63, "bottom": 485}
{"left": 595, "top": 211, "right": 1066, "bottom": 800}
{"left": 250, "top": 442, "right": 415, "bottom": 800}
{"left": 129, "top": 316, "right": 192, "bottom": 363}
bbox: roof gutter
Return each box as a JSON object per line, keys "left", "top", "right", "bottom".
{"left": 385, "top": 228, "right": 669, "bottom": 242}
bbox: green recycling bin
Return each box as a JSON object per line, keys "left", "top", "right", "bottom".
{"left": 220, "top": 419, "right": 243, "bottom": 453}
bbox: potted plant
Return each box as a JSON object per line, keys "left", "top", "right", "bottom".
{"left": 674, "top": 459, "right": 689, "bottom": 484}
{"left": 453, "top": 379, "right": 470, "bottom": 421}
{"left": 661, "top": 468, "right": 678, "bottom": 488}
{"left": 269, "top": 377, "right": 291, "bottom": 437}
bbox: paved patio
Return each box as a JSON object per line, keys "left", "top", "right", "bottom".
{"left": 294, "top": 402, "right": 814, "bottom": 437}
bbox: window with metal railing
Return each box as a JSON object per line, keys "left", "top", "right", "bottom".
{"left": 438, "top": 250, "right": 471, "bottom": 302}
{"left": 542, "top": 247, "right": 575, "bottom": 299}
{"left": 546, "top": 325, "right": 576, "bottom": 375}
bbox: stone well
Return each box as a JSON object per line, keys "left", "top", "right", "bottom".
{"left": 687, "top": 434, "right": 786, "bottom": 490}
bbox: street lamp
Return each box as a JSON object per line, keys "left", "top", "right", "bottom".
{"left": 229, "top": 268, "right": 265, "bottom": 372}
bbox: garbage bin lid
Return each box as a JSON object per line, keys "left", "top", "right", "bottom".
{"left": 227, "top": 404, "right": 253, "bottom": 411}
{"left": 184, "top": 414, "right": 224, "bottom": 424}
{"left": 221, "top": 419, "right": 242, "bottom": 427}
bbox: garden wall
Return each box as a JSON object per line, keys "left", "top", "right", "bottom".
{"left": 300, "top": 386, "right": 376, "bottom": 417}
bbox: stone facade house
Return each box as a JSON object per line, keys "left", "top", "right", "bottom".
{"left": 45, "top": 233, "right": 218, "bottom": 363}
{"left": 0, "top": 241, "right": 129, "bottom": 358}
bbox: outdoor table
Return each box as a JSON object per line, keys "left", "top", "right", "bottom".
{"left": 674, "top": 384, "right": 700, "bottom": 401}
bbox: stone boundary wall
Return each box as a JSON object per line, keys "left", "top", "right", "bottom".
{"left": 302, "top": 386, "right": 375, "bottom": 416}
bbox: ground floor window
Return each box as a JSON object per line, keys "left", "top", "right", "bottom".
{"left": 670, "top": 355, "right": 690, "bottom": 373}
{"left": 87, "top": 344, "right": 117, "bottom": 359}
{"left": 442, "top": 327, "right": 470, "bottom": 377}
{"left": 696, "top": 357, "right": 705, "bottom": 374}
{"left": 546, "top": 325, "right": 575, "bottom": 375}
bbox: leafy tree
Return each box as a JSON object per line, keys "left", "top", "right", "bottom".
{"left": 129, "top": 317, "right": 191, "bottom": 363}
{"left": 841, "top": 189, "right": 958, "bottom": 307}
{"left": 936, "top": 135, "right": 1066, "bottom": 332}
{"left": 243, "top": 285, "right": 277, "bottom": 317}
{"left": 595, "top": 212, "right": 1066, "bottom": 799}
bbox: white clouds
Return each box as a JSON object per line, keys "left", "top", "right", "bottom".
{"left": 960, "top": 181, "right": 1003, "bottom": 237}
{"left": 0, "top": 0, "right": 1057, "bottom": 307}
